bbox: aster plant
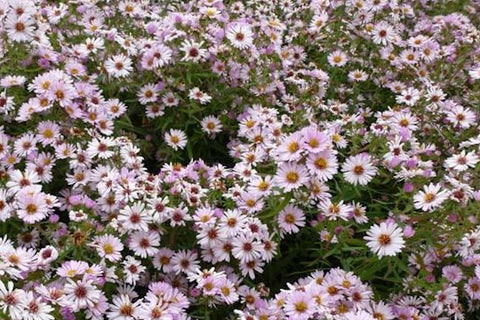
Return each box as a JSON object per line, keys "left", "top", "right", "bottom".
{"left": 0, "top": 0, "right": 480, "bottom": 319}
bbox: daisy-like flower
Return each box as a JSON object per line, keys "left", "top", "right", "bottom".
{"left": 201, "top": 115, "right": 223, "bottom": 135}
{"left": 302, "top": 127, "right": 331, "bottom": 152}
{"left": 396, "top": 88, "right": 421, "bottom": 107}
{"left": 276, "top": 132, "right": 304, "bottom": 162}
{"left": 152, "top": 248, "right": 175, "bottom": 273}
{"left": 13, "top": 133, "right": 37, "bottom": 157}
{"left": 351, "top": 202, "right": 368, "bottom": 224}
{"left": 118, "top": 202, "right": 151, "bottom": 232}
{"left": 342, "top": 153, "right": 377, "bottom": 186}
{"left": 162, "top": 92, "right": 179, "bottom": 107}
{"left": 36, "top": 121, "right": 60, "bottom": 146}
{"left": 164, "top": 129, "right": 187, "bottom": 151}
{"left": 465, "top": 277, "right": 480, "bottom": 300}
{"left": 137, "top": 83, "right": 158, "bottom": 105}
{"left": 309, "top": 12, "right": 329, "bottom": 32}
{"left": 432, "top": 285, "right": 458, "bottom": 311}
{"left": 231, "top": 232, "right": 263, "bottom": 263}
{"left": 81, "top": 37, "right": 104, "bottom": 55}
{"left": 344, "top": 310, "right": 375, "bottom": 320}
{"left": 145, "top": 104, "right": 165, "bottom": 118}
{"left": 446, "top": 105, "right": 476, "bottom": 129}
{"left": 200, "top": 6, "right": 221, "bottom": 19}
{"left": 0, "top": 92, "right": 15, "bottom": 114}
{"left": 445, "top": 150, "right": 479, "bottom": 172}
{"left": 348, "top": 69, "right": 368, "bottom": 82}
{"left": 91, "top": 235, "right": 124, "bottom": 262}
{"left": 218, "top": 209, "right": 246, "bottom": 238}
{"left": 218, "top": 278, "right": 239, "bottom": 304}
{"left": 469, "top": 66, "right": 480, "bottom": 80}
{"left": 319, "top": 199, "right": 350, "bottom": 221}
{"left": 400, "top": 49, "right": 419, "bottom": 65}
{"left": 5, "top": 14, "right": 35, "bottom": 42}
{"left": 56, "top": 260, "right": 89, "bottom": 278}
{"left": 128, "top": 231, "right": 160, "bottom": 258}
{"left": 86, "top": 137, "right": 114, "bottom": 159}
{"left": 371, "top": 21, "right": 396, "bottom": 45}
{"left": 63, "top": 277, "right": 101, "bottom": 312}
{"left": 274, "top": 162, "right": 309, "bottom": 192}
{"left": 16, "top": 190, "right": 50, "bottom": 224}
{"left": 248, "top": 174, "right": 273, "bottom": 195}
{"left": 171, "top": 250, "right": 199, "bottom": 274}
{"left": 226, "top": 23, "right": 254, "bottom": 49}
{"left": 107, "top": 294, "right": 141, "bottom": 320}
{"left": 188, "top": 87, "right": 212, "bottom": 104}
{"left": 37, "top": 246, "right": 58, "bottom": 266}
{"left": 5, "top": 169, "right": 41, "bottom": 195}
{"left": 327, "top": 50, "right": 348, "bottom": 67}
{"left": 368, "top": 301, "right": 394, "bottom": 320}
{"left": 0, "top": 281, "right": 24, "bottom": 320}
{"left": 284, "top": 291, "right": 314, "bottom": 320}
{"left": 413, "top": 183, "right": 450, "bottom": 212}
{"left": 105, "top": 99, "right": 127, "bottom": 118}
{"left": 20, "top": 291, "right": 54, "bottom": 320}
{"left": 442, "top": 265, "right": 463, "bottom": 284}
{"left": 364, "top": 221, "right": 405, "bottom": 258}
{"left": 278, "top": 204, "right": 305, "bottom": 235}
{"left": 104, "top": 54, "right": 133, "bottom": 78}
{"left": 122, "top": 256, "right": 146, "bottom": 285}
{"left": 306, "top": 150, "right": 338, "bottom": 181}
{"left": 150, "top": 44, "right": 173, "bottom": 68}
{"left": 0, "top": 75, "right": 27, "bottom": 88}
{"left": 239, "top": 258, "right": 264, "bottom": 279}
{"left": 180, "top": 39, "right": 208, "bottom": 62}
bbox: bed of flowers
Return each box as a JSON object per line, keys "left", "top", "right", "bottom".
{"left": 1, "top": 0, "right": 480, "bottom": 319}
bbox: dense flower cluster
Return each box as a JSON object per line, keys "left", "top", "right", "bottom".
{"left": 1, "top": 0, "right": 480, "bottom": 319}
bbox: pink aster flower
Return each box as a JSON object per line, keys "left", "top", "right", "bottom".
{"left": 277, "top": 204, "right": 306, "bottom": 235}
{"left": 274, "top": 162, "right": 309, "bottom": 192}
{"left": 342, "top": 153, "right": 377, "bottom": 186}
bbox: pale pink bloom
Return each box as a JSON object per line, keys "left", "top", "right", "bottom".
{"left": 445, "top": 150, "right": 479, "bottom": 172}
{"left": 180, "top": 39, "right": 208, "bottom": 62}
{"left": 171, "top": 250, "right": 199, "bottom": 274}
{"left": 106, "top": 294, "right": 141, "bottom": 320}
{"left": 201, "top": 115, "right": 222, "bottom": 135}
{"left": 226, "top": 23, "right": 254, "bottom": 49}
{"left": 284, "top": 291, "right": 314, "bottom": 320}
{"left": 16, "top": 190, "right": 50, "bottom": 224}
{"left": 5, "top": 14, "right": 35, "bottom": 42}
{"left": 274, "top": 162, "right": 309, "bottom": 192}
{"left": 188, "top": 87, "right": 212, "bottom": 104}
{"left": 446, "top": 105, "right": 476, "bottom": 128}
{"left": 104, "top": 54, "right": 133, "bottom": 78}
{"left": 327, "top": 50, "right": 348, "bottom": 66}
{"left": 36, "top": 121, "right": 60, "bottom": 146}
{"left": 277, "top": 204, "right": 305, "bottom": 235}
{"left": 19, "top": 291, "right": 54, "bottom": 320}
{"left": 231, "top": 233, "right": 263, "bottom": 263}
{"left": 118, "top": 202, "right": 151, "bottom": 232}
{"left": 319, "top": 199, "right": 350, "bottom": 221}
{"left": 364, "top": 222, "right": 405, "bottom": 258}
{"left": 469, "top": 66, "right": 480, "bottom": 80}
{"left": 306, "top": 150, "right": 338, "bottom": 181}
{"left": 164, "top": 129, "right": 187, "bottom": 150}
{"left": 371, "top": 21, "right": 396, "bottom": 45}
{"left": 128, "top": 231, "right": 160, "bottom": 258}
{"left": 413, "top": 183, "right": 450, "bottom": 212}
{"left": 92, "top": 235, "right": 124, "bottom": 262}
{"left": 63, "top": 277, "right": 101, "bottom": 312}
{"left": 342, "top": 153, "right": 377, "bottom": 186}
